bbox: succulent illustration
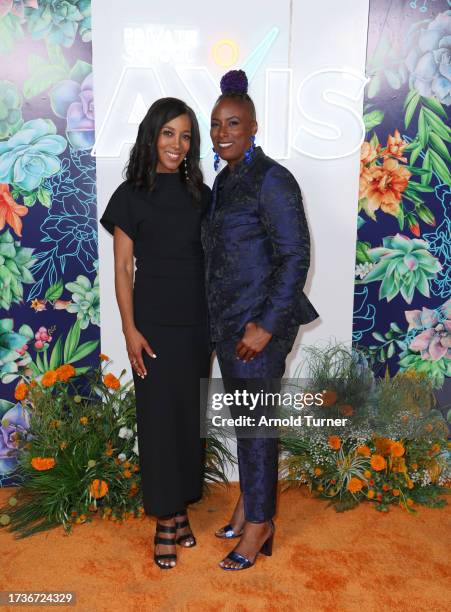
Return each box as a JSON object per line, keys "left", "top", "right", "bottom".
{"left": 65, "top": 273, "right": 100, "bottom": 329}
{"left": 0, "top": 229, "right": 36, "bottom": 310}
{"left": 404, "top": 10, "right": 451, "bottom": 105}
{"left": 25, "top": 0, "right": 90, "bottom": 47}
{"left": 0, "top": 318, "right": 33, "bottom": 384}
{"left": 362, "top": 234, "right": 442, "bottom": 304}
{"left": 0, "top": 80, "right": 23, "bottom": 138}
{"left": 0, "top": 118, "right": 66, "bottom": 194}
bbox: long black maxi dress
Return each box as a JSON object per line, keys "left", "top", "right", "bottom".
{"left": 100, "top": 173, "right": 212, "bottom": 517}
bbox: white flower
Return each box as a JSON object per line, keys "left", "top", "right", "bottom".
{"left": 118, "top": 453, "right": 126, "bottom": 462}
{"left": 355, "top": 262, "right": 375, "bottom": 279}
{"left": 132, "top": 438, "right": 139, "bottom": 456}
{"left": 118, "top": 426, "right": 134, "bottom": 440}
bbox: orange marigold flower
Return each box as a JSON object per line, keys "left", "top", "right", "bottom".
{"left": 370, "top": 454, "right": 387, "bottom": 471}
{"left": 99, "top": 353, "right": 110, "bottom": 361}
{"left": 374, "top": 437, "right": 394, "bottom": 456}
{"left": 79, "top": 416, "right": 88, "bottom": 425}
{"left": 321, "top": 390, "right": 338, "bottom": 407}
{"left": 364, "top": 470, "right": 372, "bottom": 479}
{"left": 55, "top": 364, "right": 76, "bottom": 382}
{"left": 317, "top": 485, "right": 324, "bottom": 492}
{"left": 60, "top": 441, "right": 68, "bottom": 450}
{"left": 31, "top": 457, "right": 56, "bottom": 471}
{"left": 390, "top": 441, "right": 405, "bottom": 457}
{"left": 382, "top": 483, "right": 390, "bottom": 491}
{"left": 103, "top": 373, "right": 120, "bottom": 390}
{"left": 14, "top": 383, "right": 28, "bottom": 401}
{"left": 340, "top": 404, "right": 354, "bottom": 417}
{"left": 89, "top": 479, "right": 109, "bottom": 499}
{"left": 328, "top": 435, "right": 341, "bottom": 450}
{"left": 123, "top": 469, "right": 132, "bottom": 478}
{"left": 367, "top": 490, "right": 375, "bottom": 499}
{"left": 392, "top": 489, "right": 400, "bottom": 496}
{"left": 41, "top": 370, "right": 58, "bottom": 387}
{"left": 347, "top": 477, "right": 363, "bottom": 494}
{"left": 364, "top": 158, "right": 411, "bottom": 217}
{"left": 411, "top": 463, "right": 418, "bottom": 471}
{"left": 430, "top": 443, "right": 441, "bottom": 455}
{"left": 314, "top": 467, "right": 323, "bottom": 476}
{"left": 406, "top": 498, "right": 414, "bottom": 507}
{"left": 357, "top": 445, "right": 371, "bottom": 457}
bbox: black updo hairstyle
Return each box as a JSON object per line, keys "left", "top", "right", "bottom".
{"left": 126, "top": 97, "right": 203, "bottom": 204}
{"left": 215, "top": 69, "right": 256, "bottom": 120}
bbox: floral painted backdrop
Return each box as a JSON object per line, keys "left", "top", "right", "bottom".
{"left": 0, "top": 0, "right": 99, "bottom": 485}
{"left": 353, "top": 0, "right": 450, "bottom": 400}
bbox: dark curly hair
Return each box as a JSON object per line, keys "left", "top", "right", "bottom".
{"left": 126, "top": 97, "right": 203, "bottom": 204}
{"left": 214, "top": 69, "right": 256, "bottom": 120}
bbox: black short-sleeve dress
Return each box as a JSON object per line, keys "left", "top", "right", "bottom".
{"left": 100, "top": 173, "right": 211, "bottom": 517}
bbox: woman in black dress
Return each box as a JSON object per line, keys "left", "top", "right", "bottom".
{"left": 100, "top": 98, "right": 211, "bottom": 569}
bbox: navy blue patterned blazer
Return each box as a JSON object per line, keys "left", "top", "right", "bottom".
{"left": 202, "top": 146, "right": 319, "bottom": 342}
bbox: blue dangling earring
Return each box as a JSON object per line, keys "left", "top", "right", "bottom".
{"left": 212, "top": 147, "right": 220, "bottom": 171}
{"left": 244, "top": 135, "right": 256, "bottom": 164}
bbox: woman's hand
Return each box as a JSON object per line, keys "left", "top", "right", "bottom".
{"left": 235, "top": 322, "right": 273, "bottom": 362}
{"left": 124, "top": 326, "right": 157, "bottom": 378}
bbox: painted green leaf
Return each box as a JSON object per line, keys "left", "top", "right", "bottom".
{"left": 428, "top": 132, "right": 451, "bottom": 163}
{"left": 37, "top": 186, "right": 52, "bottom": 208}
{"left": 35, "top": 351, "right": 44, "bottom": 374}
{"left": 416, "top": 204, "right": 436, "bottom": 226}
{"left": 363, "top": 110, "right": 384, "bottom": 132}
{"left": 429, "top": 149, "right": 451, "bottom": 185}
{"left": 397, "top": 205, "right": 405, "bottom": 231}
{"left": 66, "top": 339, "right": 99, "bottom": 364}
{"left": 418, "top": 108, "right": 427, "bottom": 148}
{"left": 404, "top": 92, "right": 420, "bottom": 129}
{"left": 367, "top": 74, "right": 381, "bottom": 99}
{"left": 403, "top": 89, "right": 419, "bottom": 110}
{"left": 421, "top": 96, "right": 448, "bottom": 119}
{"left": 46, "top": 42, "right": 69, "bottom": 72}
{"left": 387, "top": 342, "right": 395, "bottom": 358}
{"left": 423, "top": 108, "right": 451, "bottom": 142}
{"left": 49, "top": 336, "right": 63, "bottom": 370}
{"left": 421, "top": 151, "right": 432, "bottom": 186}
{"left": 69, "top": 59, "right": 92, "bottom": 84}
{"left": 23, "top": 63, "right": 68, "bottom": 99}
{"left": 23, "top": 192, "right": 37, "bottom": 207}
{"left": 64, "top": 320, "right": 81, "bottom": 362}
{"left": 372, "top": 331, "right": 385, "bottom": 342}
{"left": 45, "top": 279, "right": 64, "bottom": 301}
{"left": 409, "top": 144, "right": 423, "bottom": 166}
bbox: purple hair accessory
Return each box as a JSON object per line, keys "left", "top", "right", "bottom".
{"left": 220, "top": 70, "right": 248, "bottom": 95}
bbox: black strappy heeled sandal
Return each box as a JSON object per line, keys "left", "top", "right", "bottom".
{"left": 154, "top": 521, "right": 177, "bottom": 569}
{"left": 175, "top": 510, "right": 196, "bottom": 548}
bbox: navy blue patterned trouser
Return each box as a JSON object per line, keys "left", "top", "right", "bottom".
{"left": 215, "top": 329, "right": 298, "bottom": 522}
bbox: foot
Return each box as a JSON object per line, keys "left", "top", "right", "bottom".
{"left": 219, "top": 521, "right": 273, "bottom": 569}
{"left": 215, "top": 493, "right": 245, "bottom": 538}
{"left": 154, "top": 517, "right": 177, "bottom": 569}
{"left": 175, "top": 510, "right": 196, "bottom": 548}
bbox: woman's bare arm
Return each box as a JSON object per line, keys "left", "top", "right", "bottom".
{"left": 113, "top": 226, "right": 156, "bottom": 378}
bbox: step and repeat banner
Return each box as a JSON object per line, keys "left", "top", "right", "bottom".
{"left": 0, "top": 0, "right": 449, "bottom": 485}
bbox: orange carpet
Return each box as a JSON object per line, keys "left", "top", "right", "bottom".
{"left": 0, "top": 483, "right": 450, "bottom": 612}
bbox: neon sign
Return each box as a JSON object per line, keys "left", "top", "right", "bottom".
{"left": 93, "top": 27, "right": 368, "bottom": 161}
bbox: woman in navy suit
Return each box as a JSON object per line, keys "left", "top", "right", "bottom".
{"left": 203, "top": 70, "right": 318, "bottom": 570}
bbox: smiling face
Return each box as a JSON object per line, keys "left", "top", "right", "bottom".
{"left": 156, "top": 113, "right": 192, "bottom": 173}
{"left": 210, "top": 97, "right": 257, "bottom": 169}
